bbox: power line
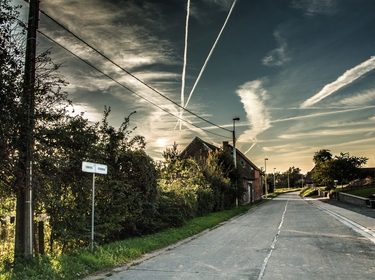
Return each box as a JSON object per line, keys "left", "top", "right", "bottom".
{"left": 38, "top": 9, "right": 232, "bottom": 134}
{"left": 38, "top": 30, "right": 231, "bottom": 139}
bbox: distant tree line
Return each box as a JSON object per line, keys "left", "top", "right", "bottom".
{"left": 268, "top": 149, "right": 369, "bottom": 191}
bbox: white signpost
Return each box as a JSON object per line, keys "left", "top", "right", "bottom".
{"left": 82, "top": 161, "right": 107, "bottom": 252}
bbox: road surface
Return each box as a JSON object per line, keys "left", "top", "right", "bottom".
{"left": 90, "top": 192, "right": 375, "bottom": 280}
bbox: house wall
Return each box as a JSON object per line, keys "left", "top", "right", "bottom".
{"left": 252, "top": 170, "right": 262, "bottom": 200}
{"left": 236, "top": 153, "right": 262, "bottom": 202}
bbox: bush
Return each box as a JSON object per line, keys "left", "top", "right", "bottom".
{"left": 155, "top": 192, "right": 190, "bottom": 229}
{"left": 196, "top": 187, "right": 215, "bottom": 216}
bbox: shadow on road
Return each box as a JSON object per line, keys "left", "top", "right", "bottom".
{"left": 320, "top": 197, "right": 375, "bottom": 219}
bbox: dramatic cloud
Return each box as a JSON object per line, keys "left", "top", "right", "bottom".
{"left": 19, "top": 0, "right": 374, "bottom": 172}
{"left": 236, "top": 80, "right": 271, "bottom": 153}
{"left": 300, "top": 56, "right": 375, "bottom": 108}
{"left": 262, "top": 30, "right": 289, "bottom": 67}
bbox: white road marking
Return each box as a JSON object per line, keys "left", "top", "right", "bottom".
{"left": 310, "top": 200, "right": 375, "bottom": 244}
{"left": 257, "top": 199, "right": 289, "bottom": 280}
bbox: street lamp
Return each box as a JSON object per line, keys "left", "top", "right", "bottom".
{"left": 232, "top": 117, "right": 240, "bottom": 168}
{"left": 232, "top": 117, "right": 240, "bottom": 207}
{"left": 302, "top": 174, "right": 304, "bottom": 188}
{"left": 273, "top": 168, "right": 276, "bottom": 192}
{"left": 264, "top": 158, "right": 268, "bottom": 199}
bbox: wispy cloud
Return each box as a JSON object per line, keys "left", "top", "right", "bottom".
{"left": 279, "top": 127, "right": 374, "bottom": 140}
{"left": 262, "top": 30, "right": 289, "bottom": 67}
{"left": 326, "top": 137, "right": 375, "bottom": 158}
{"left": 68, "top": 103, "right": 104, "bottom": 121}
{"left": 339, "top": 89, "right": 375, "bottom": 106}
{"left": 203, "top": 0, "right": 235, "bottom": 9}
{"left": 300, "top": 56, "right": 375, "bottom": 108}
{"left": 291, "top": 0, "right": 338, "bottom": 16}
{"left": 236, "top": 80, "right": 271, "bottom": 152}
{"left": 272, "top": 106, "right": 375, "bottom": 123}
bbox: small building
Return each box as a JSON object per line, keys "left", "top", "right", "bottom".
{"left": 180, "top": 137, "right": 262, "bottom": 203}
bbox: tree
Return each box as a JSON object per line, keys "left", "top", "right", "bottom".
{"left": 94, "top": 108, "right": 158, "bottom": 240}
{"left": 0, "top": 0, "right": 25, "bottom": 201}
{"left": 312, "top": 149, "right": 333, "bottom": 186}
{"left": 312, "top": 150, "right": 368, "bottom": 187}
{"left": 2, "top": 0, "right": 164, "bottom": 256}
{"left": 159, "top": 143, "right": 207, "bottom": 220}
{"left": 313, "top": 149, "right": 333, "bottom": 164}
{"left": 37, "top": 108, "right": 157, "bottom": 248}
{"left": 277, "top": 167, "right": 302, "bottom": 188}
{"left": 1, "top": 0, "right": 75, "bottom": 258}
{"left": 203, "top": 150, "right": 233, "bottom": 211}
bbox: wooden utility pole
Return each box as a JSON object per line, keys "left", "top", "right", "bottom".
{"left": 15, "top": 0, "right": 39, "bottom": 259}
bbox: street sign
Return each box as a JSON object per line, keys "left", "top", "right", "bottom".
{"left": 81, "top": 161, "right": 107, "bottom": 252}
{"left": 82, "top": 161, "right": 107, "bottom": 174}
{"left": 95, "top": 164, "right": 107, "bottom": 174}
{"left": 82, "top": 161, "right": 95, "bottom": 173}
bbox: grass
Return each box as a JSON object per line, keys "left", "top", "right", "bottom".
{"left": 347, "top": 187, "right": 375, "bottom": 198}
{"left": 1, "top": 199, "right": 270, "bottom": 280}
{"left": 300, "top": 186, "right": 325, "bottom": 197}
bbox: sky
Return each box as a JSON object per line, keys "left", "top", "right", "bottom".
{"left": 14, "top": 0, "right": 375, "bottom": 173}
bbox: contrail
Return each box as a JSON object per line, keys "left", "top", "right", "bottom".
{"left": 179, "top": 0, "right": 191, "bottom": 130}
{"left": 300, "top": 55, "right": 375, "bottom": 108}
{"left": 184, "top": 0, "right": 237, "bottom": 109}
{"left": 243, "top": 142, "right": 257, "bottom": 155}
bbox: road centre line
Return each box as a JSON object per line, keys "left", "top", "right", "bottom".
{"left": 257, "top": 200, "right": 289, "bottom": 280}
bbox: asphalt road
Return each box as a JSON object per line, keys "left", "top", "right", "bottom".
{"left": 92, "top": 192, "right": 375, "bottom": 280}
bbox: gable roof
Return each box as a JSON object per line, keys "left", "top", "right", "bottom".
{"left": 200, "top": 138, "right": 219, "bottom": 152}
{"left": 180, "top": 136, "right": 260, "bottom": 171}
{"left": 224, "top": 142, "right": 260, "bottom": 171}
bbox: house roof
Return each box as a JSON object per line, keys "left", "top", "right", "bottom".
{"left": 180, "top": 136, "right": 218, "bottom": 155}
{"left": 200, "top": 138, "right": 219, "bottom": 152}
{"left": 224, "top": 142, "right": 260, "bottom": 171}
{"left": 181, "top": 136, "right": 260, "bottom": 171}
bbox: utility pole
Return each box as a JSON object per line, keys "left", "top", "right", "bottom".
{"left": 15, "top": 0, "right": 39, "bottom": 259}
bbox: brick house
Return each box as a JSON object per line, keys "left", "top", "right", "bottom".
{"left": 180, "top": 137, "right": 262, "bottom": 203}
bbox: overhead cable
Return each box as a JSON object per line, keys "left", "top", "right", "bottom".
{"left": 38, "top": 30, "right": 231, "bottom": 140}
{"left": 39, "top": 9, "right": 232, "bottom": 133}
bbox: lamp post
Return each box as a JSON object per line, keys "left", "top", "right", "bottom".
{"left": 232, "top": 117, "right": 240, "bottom": 206}
{"left": 273, "top": 168, "right": 276, "bottom": 192}
{"left": 264, "top": 158, "right": 268, "bottom": 199}
{"left": 301, "top": 174, "right": 304, "bottom": 188}
{"left": 232, "top": 117, "right": 240, "bottom": 167}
